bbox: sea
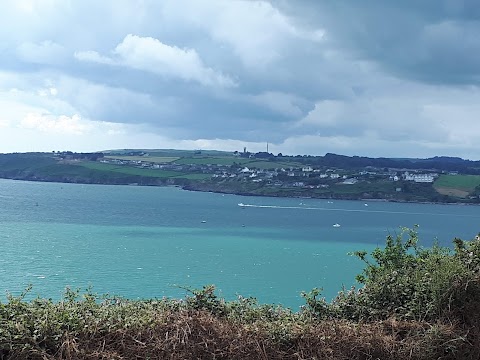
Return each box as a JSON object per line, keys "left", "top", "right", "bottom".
{"left": 0, "top": 179, "right": 478, "bottom": 309}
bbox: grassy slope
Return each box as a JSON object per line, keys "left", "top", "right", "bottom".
{"left": 78, "top": 162, "right": 212, "bottom": 180}
{"left": 174, "top": 156, "right": 249, "bottom": 166}
{"left": 0, "top": 154, "right": 56, "bottom": 171}
{"left": 434, "top": 175, "right": 480, "bottom": 198}
{"left": 0, "top": 154, "right": 212, "bottom": 184}
{"left": 434, "top": 174, "right": 480, "bottom": 191}
{"left": 78, "top": 162, "right": 187, "bottom": 178}
{"left": 104, "top": 155, "right": 180, "bottom": 163}
{"left": 174, "top": 156, "right": 303, "bottom": 168}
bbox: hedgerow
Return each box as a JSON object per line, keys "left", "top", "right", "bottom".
{"left": 315, "top": 226, "right": 480, "bottom": 324}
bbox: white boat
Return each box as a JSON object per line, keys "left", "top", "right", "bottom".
{"left": 364, "top": 203, "right": 368, "bottom": 207}
{"left": 238, "top": 203, "right": 246, "bottom": 207}
{"left": 333, "top": 223, "right": 341, "bottom": 228}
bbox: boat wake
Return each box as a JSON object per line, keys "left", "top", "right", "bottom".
{"left": 237, "top": 203, "right": 478, "bottom": 217}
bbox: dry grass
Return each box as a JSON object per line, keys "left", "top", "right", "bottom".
{"left": 2, "top": 308, "right": 475, "bottom": 360}
{"left": 434, "top": 186, "right": 470, "bottom": 198}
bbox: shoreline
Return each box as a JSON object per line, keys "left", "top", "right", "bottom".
{"left": 181, "top": 182, "right": 478, "bottom": 206}
{"left": 0, "top": 176, "right": 474, "bottom": 206}
{"left": 0, "top": 177, "right": 480, "bottom": 206}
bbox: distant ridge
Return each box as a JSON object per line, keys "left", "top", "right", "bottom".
{"left": 97, "top": 149, "right": 480, "bottom": 174}
{"left": 302, "top": 153, "right": 480, "bottom": 174}
{"left": 102, "top": 149, "right": 232, "bottom": 156}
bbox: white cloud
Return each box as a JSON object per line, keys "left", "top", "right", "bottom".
{"left": 175, "top": 138, "right": 268, "bottom": 153}
{"left": 252, "top": 91, "right": 305, "bottom": 117}
{"left": 115, "top": 34, "right": 236, "bottom": 87}
{"left": 76, "top": 34, "right": 236, "bottom": 88}
{"left": 276, "top": 134, "right": 464, "bottom": 158}
{"left": 37, "top": 87, "right": 58, "bottom": 97}
{"left": 420, "top": 103, "right": 480, "bottom": 146}
{"left": 163, "top": 0, "right": 325, "bottom": 68}
{"left": 0, "top": 120, "right": 138, "bottom": 153}
{"left": 20, "top": 113, "right": 91, "bottom": 135}
{"left": 292, "top": 78, "right": 480, "bottom": 154}
{"left": 299, "top": 100, "right": 345, "bottom": 127}
{"left": 74, "top": 50, "right": 115, "bottom": 65}
{"left": 0, "top": 75, "right": 76, "bottom": 123}
{"left": 16, "top": 40, "right": 67, "bottom": 65}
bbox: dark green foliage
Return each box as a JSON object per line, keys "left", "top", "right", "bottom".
{"left": 300, "top": 288, "right": 329, "bottom": 319}
{"left": 181, "top": 285, "right": 227, "bottom": 316}
{"left": 323, "top": 226, "right": 480, "bottom": 323}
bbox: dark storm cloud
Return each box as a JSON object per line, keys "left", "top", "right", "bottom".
{"left": 282, "top": 0, "right": 480, "bottom": 85}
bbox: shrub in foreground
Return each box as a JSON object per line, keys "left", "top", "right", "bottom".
{"left": 0, "top": 290, "right": 467, "bottom": 359}
{"left": 316, "top": 226, "right": 480, "bottom": 324}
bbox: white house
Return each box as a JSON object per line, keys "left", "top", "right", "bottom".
{"left": 413, "top": 174, "right": 435, "bottom": 183}
{"left": 404, "top": 172, "right": 435, "bottom": 183}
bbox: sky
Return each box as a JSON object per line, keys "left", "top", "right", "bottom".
{"left": 1, "top": 0, "right": 480, "bottom": 159}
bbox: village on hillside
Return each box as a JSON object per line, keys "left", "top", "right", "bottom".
{"left": 93, "top": 149, "right": 476, "bottom": 203}
{"left": 98, "top": 151, "right": 442, "bottom": 188}
{"left": 1, "top": 150, "right": 477, "bottom": 203}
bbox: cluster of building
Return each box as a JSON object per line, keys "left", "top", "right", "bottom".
{"left": 212, "top": 166, "right": 439, "bottom": 188}
{"left": 99, "top": 156, "right": 441, "bottom": 189}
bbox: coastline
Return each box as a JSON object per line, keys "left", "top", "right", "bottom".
{"left": 1, "top": 152, "right": 479, "bottom": 206}
{"left": 181, "top": 181, "right": 477, "bottom": 206}
{"left": 0, "top": 175, "right": 473, "bottom": 206}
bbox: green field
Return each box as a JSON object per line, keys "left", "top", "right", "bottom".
{"left": 78, "top": 162, "right": 210, "bottom": 179}
{"left": 246, "top": 160, "right": 303, "bottom": 169}
{"left": 103, "top": 152, "right": 306, "bottom": 169}
{"left": 433, "top": 175, "right": 480, "bottom": 198}
{"left": 105, "top": 155, "right": 179, "bottom": 163}
{"left": 330, "top": 181, "right": 396, "bottom": 194}
{"left": 174, "top": 156, "right": 250, "bottom": 166}
{"left": 174, "top": 157, "right": 303, "bottom": 169}
{"left": 104, "top": 149, "right": 232, "bottom": 157}
{"left": 434, "top": 175, "right": 480, "bottom": 192}
{"left": 0, "top": 153, "right": 56, "bottom": 170}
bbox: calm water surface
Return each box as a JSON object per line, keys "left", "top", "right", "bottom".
{"left": 0, "top": 179, "right": 478, "bottom": 308}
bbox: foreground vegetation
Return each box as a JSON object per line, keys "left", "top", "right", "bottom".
{"left": 2, "top": 227, "right": 480, "bottom": 359}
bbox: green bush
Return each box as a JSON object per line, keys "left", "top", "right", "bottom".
{"left": 325, "top": 226, "right": 480, "bottom": 322}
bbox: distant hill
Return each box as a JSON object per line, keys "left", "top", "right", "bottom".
{"left": 102, "top": 149, "right": 232, "bottom": 157}
{"left": 300, "top": 153, "right": 480, "bottom": 174}
{"left": 98, "top": 149, "right": 480, "bottom": 174}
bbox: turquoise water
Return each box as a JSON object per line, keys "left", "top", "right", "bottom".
{"left": 0, "top": 179, "right": 479, "bottom": 308}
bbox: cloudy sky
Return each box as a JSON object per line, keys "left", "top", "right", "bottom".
{"left": 1, "top": 0, "right": 480, "bottom": 159}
